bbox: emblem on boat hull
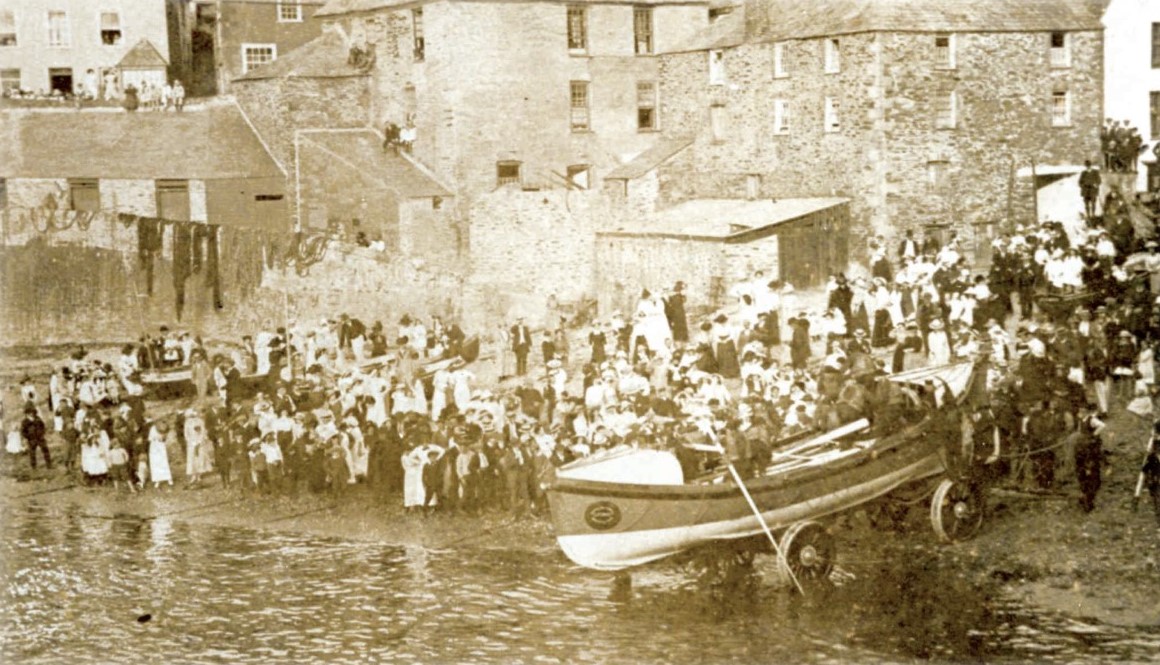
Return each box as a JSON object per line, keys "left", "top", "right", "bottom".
{"left": 584, "top": 501, "right": 622, "bottom": 530}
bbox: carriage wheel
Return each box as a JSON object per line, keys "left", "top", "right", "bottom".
{"left": 930, "top": 479, "right": 985, "bottom": 543}
{"left": 778, "top": 521, "right": 835, "bottom": 589}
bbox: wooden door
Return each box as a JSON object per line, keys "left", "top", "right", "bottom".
{"left": 156, "top": 180, "right": 190, "bottom": 221}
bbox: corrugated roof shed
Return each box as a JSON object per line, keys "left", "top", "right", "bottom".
{"left": 605, "top": 136, "right": 695, "bottom": 180}
{"left": 235, "top": 30, "right": 369, "bottom": 81}
{"left": 0, "top": 105, "right": 284, "bottom": 180}
{"left": 118, "top": 39, "right": 169, "bottom": 68}
{"left": 607, "top": 197, "right": 848, "bottom": 237}
{"left": 300, "top": 130, "right": 451, "bottom": 197}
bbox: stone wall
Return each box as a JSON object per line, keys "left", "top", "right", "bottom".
{"left": 0, "top": 208, "right": 466, "bottom": 348}
{"left": 463, "top": 187, "right": 607, "bottom": 328}
{"left": 231, "top": 77, "right": 372, "bottom": 227}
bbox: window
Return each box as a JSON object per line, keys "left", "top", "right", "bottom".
{"left": 928, "top": 161, "right": 949, "bottom": 190}
{"left": 47, "top": 10, "right": 69, "bottom": 47}
{"left": 633, "top": 7, "right": 653, "bottom": 55}
{"left": 1050, "top": 32, "right": 1070, "bottom": 68}
{"left": 0, "top": 69, "right": 19, "bottom": 95}
{"left": 48, "top": 67, "right": 72, "bottom": 94}
{"left": 935, "top": 91, "right": 957, "bottom": 129}
{"left": 567, "top": 6, "right": 587, "bottom": 52}
{"left": 242, "top": 44, "right": 276, "bottom": 73}
{"left": 773, "top": 99, "right": 790, "bottom": 134}
{"left": 412, "top": 9, "right": 424, "bottom": 61}
{"left": 1051, "top": 90, "right": 1070, "bottom": 127}
{"left": 570, "top": 81, "right": 589, "bottom": 131}
{"left": 0, "top": 9, "right": 15, "bottom": 46}
{"left": 100, "top": 12, "right": 121, "bottom": 46}
{"left": 709, "top": 50, "right": 726, "bottom": 85}
{"left": 824, "top": 38, "right": 840, "bottom": 73}
{"left": 566, "top": 164, "right": 590, "bottom": 190}
{"left": 824, "top": 97, "right": 840, "bottom": 132}
{"left": 710, "top": 103, "right": 727, "bottom": 141}
{"left": 745, "top": 174, "right": 760, "bottom": 200}
{"left": 497, "top": 161, "right": 521, "bottom": 187}
{"left": 636, "top": 81, "right": 657, "bottom": 130}
{"left": 935, "top": 34, "right": 954, "bottom": 69}
{"left": 68, "top": 179, "right": 100, "bottom": 212}
{"left": 277, "top": 1, "right": 303, "bottom": 22}
{"left": 773, "top": 42, "right": 788, "bottom": 78}
{"left": 1150, "top": 91, "right": 1160, "bottom": 139}
{"left": 1153, "top": 23, "right": 1160, "bottom": 68}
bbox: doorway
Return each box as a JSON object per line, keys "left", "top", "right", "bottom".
{"left": 48, "top": 67, "right": 73, "bottom": 95}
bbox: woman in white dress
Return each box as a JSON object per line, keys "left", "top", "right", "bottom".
{"left": 183, "top": 408, "right": 212, "bottom": 485}
{"left": 401, "top": 444, "right": 430, "bottom": 512}
{"left": 79, "top": 420, "right": 109, "bottom": 484}
{"left": 452, "top": 369, "right": 474, "bottom": 413}
{"left": 148, "top": 420, "right": 174, "bottom": 489}
{"left": 430, "top": 368, "right": 450, "bottom": 422}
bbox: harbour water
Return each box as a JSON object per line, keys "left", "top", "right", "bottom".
{"left": 2, "top": 501, "right": 1158, "bottom": 664}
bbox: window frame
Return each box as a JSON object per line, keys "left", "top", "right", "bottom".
{"left": 1149, "top": 91, "right": 1160, "bottom": 140}
{"left": 0, "top": 8, "right": 16, "bottom": 47}
{"left": 633, "top": 6, "right": 653, "bottom": 55}
{"left": 636, "top": 80, "right": 658, "bottom": 131}
{"left": 412, "top": 8, "right": 424, "bottom": 62}
{"left": 68, "top": 178, "right": 100, "bottom": 212}
{"left": 241, "top": 43, "right": 277, "bottom": 74}
{"left": 47, "top": 10, "right": 70, "bottom": 48}
{"left": 99, "top": 11, "right": 122, "bottom": 46}
{"left": 824, "top": 38, "right": 840, "bottom": 74}
{"left": 0, "top": 68, "right": 19, "bottom": 95}
{"left": 824, "top": 96, "right": 841, "bottom": 133}
{"left": 935, "top": 91, "right": 957, "bottom": 129}
{"left": 709, "top": 49, "right": 726, "bottom": 86}
{"left": 927, "top": 161, "right": 950, "bottom": 191}
{"left": 773, "top": 98, "right": 790, "bottom": 134}
{"left": 1050, "top": 90, "right": 1071, "bottom": 127}
{"left": 773, "top": 42, "right": 788, "bottom": 78}
{"left": 709, "top": 102, "right": 727, "bottom": 142}
{"left": 566, "top": 5, "right": 587, "bottom": 53}
{"left": 569, "top": 80, "right": 590, "bottom": 132}
{"left": 277, "top": 1, "right": 303, "bottom": 23}
{"left": 1049, "top": 31, "right": 1070, "bottom": 69}
{"left": 934, "top": 34, "right": 955, "bottom": 70}
{"left": 496, "top": 161, "right": 522, "bottom": 187}
{"left": 1153, "top": 23, "right": 1160, "bottom": 69}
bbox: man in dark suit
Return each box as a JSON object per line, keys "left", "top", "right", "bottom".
{"left": 898, "top": 230, "right": 918, "bottom": 262}
{"left": 511, "top": 317, "right": 532, "bottom": 376}
{"left": 1079, "top": 160, "right": 1101, "bottom": 223}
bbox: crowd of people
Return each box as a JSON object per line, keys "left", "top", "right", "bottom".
{"left": 6, "top": 213, "right": 1160, "bottom": 526}
{"left": 2, "top": 67, "right": 186, "bottom": 112}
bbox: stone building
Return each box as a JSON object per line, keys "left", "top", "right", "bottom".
{"left": 202, "top": 0, "right": 328, "bottom": 92}
{"left": 0, "top": 103, "right": 286, "bottom": 227}
{"left": 0, "top": 0, "right": 170, "bottom": 95}
{"left": 656, "top": 0, "right": 1105, "bottom": 262}
{"left": 1104, "top": 0, "right": 1160, "bottom": 191}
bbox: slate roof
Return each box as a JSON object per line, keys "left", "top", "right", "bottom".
{"left": 235, "top": 29, "right": 368, "bottom": 81}
{"left": 670, "top": 6, "right": 747, "bottom": 53}
{"left": 0, "top": 105, "right": 283, "bottom": 180}
{"left": 118, "top": 39, "right": 169, "bottom": 69}
{"left": 299, "top": 130, "right": 451, "bottom": 197}
{"left": 674, "top": 0, "right": 1105, "bottom": 52}
{"left": 605, "top": 135, "right": 695, "bottom": 180}
{"left": 317, "top": 0, "right": 705, "bottom": 16}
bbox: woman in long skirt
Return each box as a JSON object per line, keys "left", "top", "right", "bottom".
{"left": 148, "top": 420, "right": 174, "bottom": 489}
{"left": 183, "top": 408, "right": 212, "bottom": 485}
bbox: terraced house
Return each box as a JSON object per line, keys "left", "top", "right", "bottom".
{"left": 655, "top": 0, "right": 1105, "bottom": 261}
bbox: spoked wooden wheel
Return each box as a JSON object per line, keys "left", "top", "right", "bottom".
{"left": 930, "top": 479, "right": 985, "bottom": 542}
{"left": 778, "top": 521, "right": 835, "bottom": 588}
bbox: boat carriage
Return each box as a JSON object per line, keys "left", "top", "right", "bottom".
{"left": 140, "top": 335, "right": 481, "bottom": 400}
{"left": 546, "top": 362, "right": 985, "bottom": 582}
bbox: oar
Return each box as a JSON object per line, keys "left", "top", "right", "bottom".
{"left": 707, "top": 432, "right": 804, "bottom": 595}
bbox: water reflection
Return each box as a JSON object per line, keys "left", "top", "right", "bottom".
{"left": 1, "top": 502, "right": 1158, "bottom": 664}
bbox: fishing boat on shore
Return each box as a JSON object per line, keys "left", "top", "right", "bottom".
{"left": 546, "top": 362, "right": 984, "bottom": 578}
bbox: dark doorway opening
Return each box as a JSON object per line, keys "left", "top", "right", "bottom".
{"left": 48, "top": 67, "right": 73, "bottom": 95}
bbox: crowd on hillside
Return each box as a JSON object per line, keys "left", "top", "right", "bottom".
{"left": 6, "top": 212, "right": 1160, "bottom": 524}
